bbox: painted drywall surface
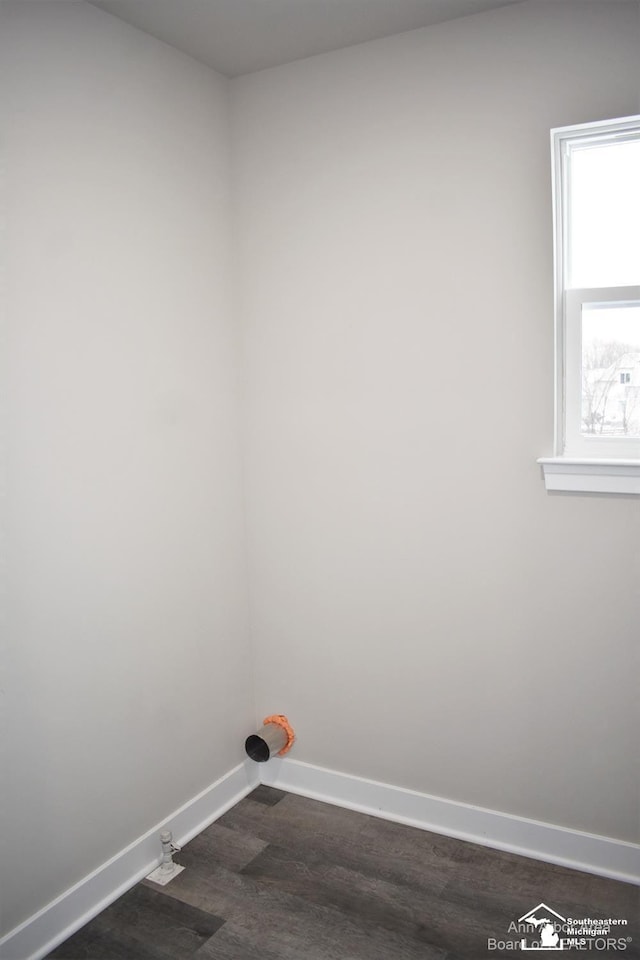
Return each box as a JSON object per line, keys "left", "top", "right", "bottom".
{"left": 233, "top": 1, "right": 640, "bottom": 844}
{"left": 1, "top": 1, "right": 252, "bottom": 936}
{"left": 638, "top": 2, "right": 640, "bottom": 109}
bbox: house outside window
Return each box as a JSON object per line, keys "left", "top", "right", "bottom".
{"left": 539, "top": 115, "right": 640, "bottom": 495}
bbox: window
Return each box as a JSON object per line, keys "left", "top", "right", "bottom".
{"left": 539, "top": 115, "right": 640, "bottom": 495}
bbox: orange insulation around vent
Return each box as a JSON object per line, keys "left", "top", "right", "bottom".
{"left": 262, "top": 714, "right": 295, "bottom": 755}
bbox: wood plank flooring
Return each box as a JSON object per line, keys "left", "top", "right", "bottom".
{"left": 47, "top": 786, "right": 639, "bottom": 959}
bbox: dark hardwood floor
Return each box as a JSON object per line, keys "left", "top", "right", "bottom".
{"left": 47, "top": 786, "right": 639, "bottom": 959}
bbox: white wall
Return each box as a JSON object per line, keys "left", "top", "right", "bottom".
{"left": 233, "top": 1, "right": 640, "bottom": 844}
{"left": 2, "top": 0, "right": 639, "bottom": 943}
{"left": 1, "top": 2, "right": 253, "bottom": 936}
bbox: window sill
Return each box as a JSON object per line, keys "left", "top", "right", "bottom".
{"left": 537, "top": 458, "right": 640, "bottom": 495}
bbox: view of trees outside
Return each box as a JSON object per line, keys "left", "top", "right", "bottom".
{"left": 581, "top": 304, "right": 640, "bottom": 438}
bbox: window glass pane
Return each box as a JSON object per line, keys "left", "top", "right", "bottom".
{"left": 569, "top": 139, "right": 640, "bottom": 288}
{"left": 581, "top": 302, "right": 640, "bottom": 438}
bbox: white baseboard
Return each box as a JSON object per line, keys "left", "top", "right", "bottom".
{"left": 4, "top": 756, "right": 637, "bottom": 960}
{"left": 260, "top": 757, "right": 640, "bottom": 886}
{"left": 0, "top": 761, "right": 259, "bottom": 960}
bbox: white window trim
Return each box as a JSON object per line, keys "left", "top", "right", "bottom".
{"left": 537, "top": 458, "right": 640, "bottom": 495}
{"left": 538, "top": 114, "right": 640, "bottom": 496}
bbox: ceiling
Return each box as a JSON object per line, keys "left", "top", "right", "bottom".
{"left": 89, "top": 0, "right": 522, "bottom": 78}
